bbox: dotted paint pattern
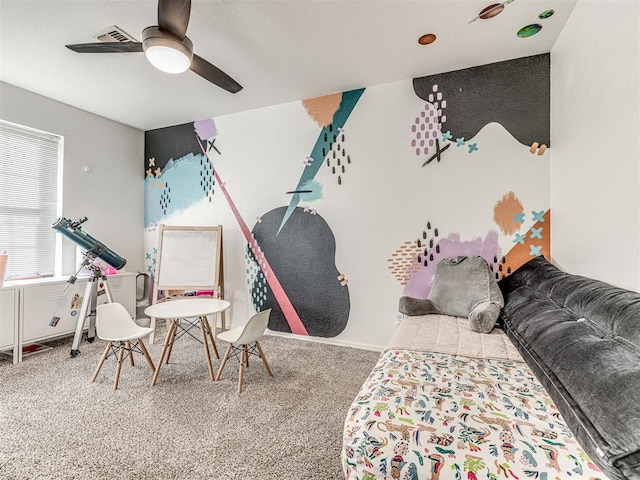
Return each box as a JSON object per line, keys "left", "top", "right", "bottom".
{"left": 491, "top": 254, "right": 510, "bottom": 280}
{"left": 411, "top": 84, "right": 446, "bottom": 158}
{"left": 324, "top": 126, "right": 351, "bottom": 186}
{"left": 245, "top": 244, "right": 268, "bottom": 310}
{"left": 415, "top": 221, "right": 441, "bottom": 267}
{"left": 245, "top": 232, "right": 269, "bottom": 311}
{"left": 199, "top": 155, "right": 215, "bottom": 202}
{"left": 159, "top": 183, "right": 171, "bottom": 215}
{"left": 387, "top": 241, "right": 422, "bottom": 286}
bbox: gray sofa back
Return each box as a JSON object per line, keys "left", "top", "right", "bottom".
{"left": 498, "top": 257, "right": 640, "bottom": 480}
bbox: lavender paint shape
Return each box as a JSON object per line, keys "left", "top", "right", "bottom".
{"left": 194, "top": 118, "right": 218, "bottom": 140}
{"left": 404, "top": 231, "right": 501, "bottom": 299}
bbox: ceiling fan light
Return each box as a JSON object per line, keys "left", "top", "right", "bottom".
{"left": 142, "top": 26, "right": 193, "bottom": 74}
{"left": 145, "top": 45, "right": 191, "bottom": 73}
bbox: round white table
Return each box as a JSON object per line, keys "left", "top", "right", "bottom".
{"left": 145, "top": 298, "right": 231, "bottom": 386}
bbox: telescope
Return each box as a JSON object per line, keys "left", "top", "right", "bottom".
{"left": 51, "top": 217, "right": 127, "bottom": 270}
{"left": 51, "top": 216, "right": 126, "bottom": 357}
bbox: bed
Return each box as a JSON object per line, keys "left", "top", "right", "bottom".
{"left": 342, "top": 315, "right": 608, "bottom": 480}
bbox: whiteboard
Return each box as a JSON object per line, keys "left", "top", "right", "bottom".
{"left": 155, "top": 226, "right": 222, "bottom": 289}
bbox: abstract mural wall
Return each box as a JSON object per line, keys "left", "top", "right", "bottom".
{"left": 144, "top": 54, "right": 551, "bottom": 349}
{"left": 394, "top": 53, "right": 551, "bottom": 299}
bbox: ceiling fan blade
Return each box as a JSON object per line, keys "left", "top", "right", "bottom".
{"left": 66, "top": 42, "right": 143, "bottom": 53}
{"left": 190, "top": 54, "right": 243, "bottom": 93}
{"left": 158, "top": 0, "right": 191, "bottom": 39}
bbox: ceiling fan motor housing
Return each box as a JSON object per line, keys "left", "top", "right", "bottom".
{"left": 142, "top": 26, "right": 194, "bottom": 73}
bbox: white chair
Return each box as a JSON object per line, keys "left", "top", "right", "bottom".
{"left": 91, "top": 302, "right": 155, "bottom": 390}
{"left": 215, "top": 309, "right": 273, "bottom": 394}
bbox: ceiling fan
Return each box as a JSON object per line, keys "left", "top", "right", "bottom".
{"left": 65, "top": 0, "right": 242, "bottom": 93}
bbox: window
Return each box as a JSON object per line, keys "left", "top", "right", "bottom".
{"left": 0, "top": 120, "right": 62, "bottom": 279}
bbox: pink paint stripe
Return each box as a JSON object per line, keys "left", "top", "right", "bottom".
{"left": 214, "top": 170, "right": 308, "bottom": 335}
{"left": 196, "top": 137, "right": 308, "bottom": 335}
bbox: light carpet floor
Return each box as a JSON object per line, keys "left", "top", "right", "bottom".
{"left": 0, "top": 324, "right": 380, "bottom": 480}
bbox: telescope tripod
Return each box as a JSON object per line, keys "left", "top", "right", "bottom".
{"left": 67, "top": 252, "right": 114, "bottom": 358}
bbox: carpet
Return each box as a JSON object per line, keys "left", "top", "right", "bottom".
{"left": 0, "top": 325, "right": 380, "bottom": 479}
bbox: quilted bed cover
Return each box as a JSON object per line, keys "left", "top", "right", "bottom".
{"left": 342, "top": 317, "right": 609, "bottom": 480}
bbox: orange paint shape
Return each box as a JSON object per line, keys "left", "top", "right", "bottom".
{"left": 529, "top": 142, "right": 548, "bottom": 156}
{"left": 493, "top": 191, "right": 524, "bottom": 236}
{"left": 501, "top": 209, "right": 551, "bottom": 279}
{"left": 302, "top": 93, "right": 343, "bottom": 127}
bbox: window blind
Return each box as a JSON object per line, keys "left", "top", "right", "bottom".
{"left": 0, "top": 120, "right": 61, "bottom": 278}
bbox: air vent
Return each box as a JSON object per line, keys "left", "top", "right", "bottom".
{"left": 94, "top": 25, "right": 137, "bottom": 43}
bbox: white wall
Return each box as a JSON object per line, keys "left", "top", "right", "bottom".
{"left": 0, "top": 82, "right": 145, "bottom": 275}
{"left": 551, "top": 0, "right": 640, "bottom": 292}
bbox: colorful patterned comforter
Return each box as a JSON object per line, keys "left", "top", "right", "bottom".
{"left": 342, "top": 350, "right": 608, "bottom": 480}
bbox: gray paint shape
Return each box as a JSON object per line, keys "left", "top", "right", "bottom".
{"left": 413, "top": 54, "right": 550, "bottom": 146}
{"left": 249, "top": 206, "right": 350, "bottom": 337}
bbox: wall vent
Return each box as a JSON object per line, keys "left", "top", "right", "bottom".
{"left": 94, "top": 25, "right": 138, "bottom": 43}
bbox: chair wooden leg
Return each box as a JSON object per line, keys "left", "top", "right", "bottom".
{"left": 199, "top": 317, "right": 215, "bottom": 381}
{"left": 137, "top": 339, "right": 155, "bottom": 371}
{"left": 152, "top": 320, "right": 177, "bottom": 387}
{"left": 92, "top": 342, "right": 111, "bottom": 383}
{"left": 126, "top": 341, "right": 135, "bottom": 366}
{"left": 255, "top": 341, "right": 273, "bottom": 377}
{"left": 202, "top": 316, "right": 220, "bottom": 359}
{"left": 216, "top": 344, "right": 232, "bottom": 381}
{"left": 238, "top": 348, "right": 246, "bottom": 395}
{"left": 114, "top": 343, "right": 125, "bottom": 390}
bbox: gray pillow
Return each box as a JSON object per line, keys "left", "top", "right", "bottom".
{"left": 398, "top": 296, "right": 439, "bottom": 316}
{"left": 399, "top": 256, "right": 504, "bottom": 333}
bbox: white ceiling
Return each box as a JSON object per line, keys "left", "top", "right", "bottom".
{"left": 0, "top": 0, "right": 577, "bottom": 131}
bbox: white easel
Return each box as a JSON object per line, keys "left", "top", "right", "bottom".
{"left": 149, "top": 225, "right": 225, "bottom": 343}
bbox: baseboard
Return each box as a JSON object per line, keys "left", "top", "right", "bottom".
{"left": 263, "top": 329, "right": 384, "bottom": 352}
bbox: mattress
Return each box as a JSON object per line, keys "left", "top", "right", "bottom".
{"left": 343, "top": 315, "right": 609, "bottom": 479}
{"left": 386, "top": 315, "right": 522, "bottom": 362}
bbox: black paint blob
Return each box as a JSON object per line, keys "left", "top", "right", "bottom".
{"left": 249, "top": 206, "right": 350, "bottom": 337}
